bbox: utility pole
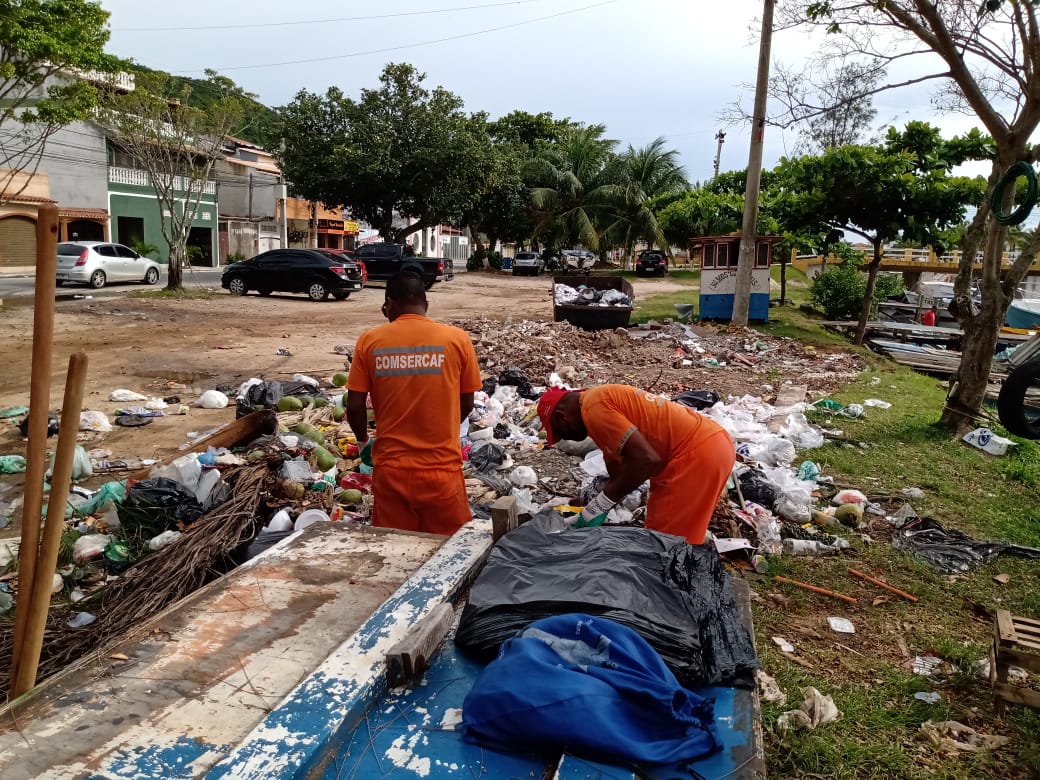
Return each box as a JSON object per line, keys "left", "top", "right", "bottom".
{"left": 277, "top": 178, "right": 288, "bottom": 249}
{"left": 713, "top": 131, "right": 726, "bottom": 179}
{"left": 731, "top": 0, "right": 775, "bottom": 327}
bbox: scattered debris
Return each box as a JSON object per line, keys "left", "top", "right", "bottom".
{"left": 756, "top": 670, "right": 787, "bottom": 706}
{"left": 827, "top": 617, "right": 856, "bottom": 634}
{"left": 919, "top": 720, "right": 1009, "bottom": 753}
{"left": 777, "top": 687, "right": 842, "bottom": 731}
{"left": 913, "top": 692, "right": 941, "bottom": 705}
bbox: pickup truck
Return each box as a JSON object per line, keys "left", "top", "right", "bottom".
{"left": 352, "top": 242, "right": 454, "bottom": 288}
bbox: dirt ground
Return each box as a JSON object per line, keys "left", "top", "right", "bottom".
{"left": 0, "top": 271, "right": 863, "bottom": 544}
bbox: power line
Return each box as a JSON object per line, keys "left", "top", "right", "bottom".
{"left": 178, "top": 0, "right": 617, "bottom": 73}
{"left": 117, "top": 0, "right": 546, "bottom": 32}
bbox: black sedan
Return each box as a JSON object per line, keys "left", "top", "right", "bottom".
{"left": 635, "top": 250, "right": 668, "bottom": 277}
{"left": 221, "top": 248, "right": 364, "bottom": 301}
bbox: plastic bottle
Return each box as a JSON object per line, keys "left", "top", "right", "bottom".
{"left": 782, "top": 538, "right": 838, "bottom": 556}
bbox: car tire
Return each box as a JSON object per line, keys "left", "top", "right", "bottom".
{"left": 998, "top": 359, "right": 1040, "bottom": 438}
{"left": 308, "top": 281, "right": 329, "bottom": 301}
{"left": 227, "top": 276, "right": 248, "bottom": 296}
{"left": 144, "top": 267, "right": 159, "bottom": 285}
{"left": 257, "top": 288, "right": 272, "bottom": 296}
{"left": 89, "top": 270, "right": 106, "bottom": 289}
{"left": 332, "top": 291, "right": 350, "bottom": 300}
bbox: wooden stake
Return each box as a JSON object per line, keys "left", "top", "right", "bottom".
{"left": 848, "top": 568, "right": 919, "bottom": 603}
{"left": 10, "top": 204, "right": 59, "bottom": 682}
{"left": 490, "top": 495, "right": 518, "bottom": 542}
{"left": 10, "top": 352, "right": 88, "bottom": 699}
{"left": 774, "top": 575, "right": 858, "bottom": 604}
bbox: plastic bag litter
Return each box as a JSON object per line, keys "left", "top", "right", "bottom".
{"left": 79, "top": 410, "right": 113, "bottom": 432}
{"left": 147, "top": 530, "right": 183, "bottom": 551}
{"left": 292, "top": 373, "right": 320, "bottom": 388}
{"left": 75, "top": 481, "right": 127, "bottom": 517}
{"left": 455, "top": 511, "right": 759, "bottom": 688}
{"left": 497, "top": 367, "right": 538, "bottom": 400}
{"left": 746, "top": 436, "right": 796, "bottom": 467}
{"left": 672, "top": 389, "right": 720, "bottom": 410}
{"left": 512, "top": 487, "right": 539, "bottom": 515}
{"left": 0, "top": 455, "right": 26, "bottom": 474}
{"left": 18, "top": 412, "right": 59, "bottom": 438}
{"left": 196, "top": 390, "right": 229, "bottom": 409}
{"left": 833, "top": 489, "right": 868, "bottom": 505}
{"left": 779, "top": 413, "right": 825, "bottom": 450}
{"left": 554, "top": 284, "right": 579, "bottom": 305}
{"left": 598, "top": 289, "right": 632, "bottom": 307}
{"left": 863, "top": 398, "right": 892, "bottom": 409}
{"left": 777, "top": 687, "right": 841, "bottom": 731}
{"left": 117, "top": 477, "right": 204, "bottom": 537}
{"left": 734, "top": 468, "right": 779, "bottom": 508}
{"left": 962, "top": 427, "right": 1014, "bottom": 456}
{"left": 580, "top": 449, "right": 608, "bottom": 477}
{"left": 67, "top": 612, "right": 97, "bottom": 629}
{"left": 470, "top": 441, "right": 507, "bottom": 472}
{"left": 756, "top": 670, "right": 787, "bottom": 705}
{"left": 47, "top": 445, "right": 92, "bottom": 481}
{"left": 151, "top": 453, "right": 202, "bottom": 491}
{"left": 109, "top": 389, "right": 147, "bottom": 402}
{"left": 73, "top": 533, "right": 112, "bottom": 564}
{"left": 0, "top": 406, "right": 28, "bottom": 419}
{"left": 893, "top": 516, "right": 1040, "bottom": 573}
{"left": 508, "top": 466, "right": 537, "bottom": 488}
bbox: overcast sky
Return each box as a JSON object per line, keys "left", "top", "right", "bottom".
{"left": 97, "top": 0, "right": 985, "bottom": 183}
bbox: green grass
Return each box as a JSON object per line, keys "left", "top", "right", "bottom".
{"left": 749, "top": 355, "right": 1040, "bottom": 778}
{"left": 128, "top": 287, "right": 216, "bottom": 300}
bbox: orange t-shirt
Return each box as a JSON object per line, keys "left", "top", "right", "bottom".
{"left": 580, "top": 384, "right": 724, "bottom": 468}
{"left": 347, "top": 314, "right": 483, "bottom": 470}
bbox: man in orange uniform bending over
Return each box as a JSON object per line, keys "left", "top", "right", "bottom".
{"left": 346, "top": 271, "right": 483, "bottom": 535}
{"left": 538, "top": 384, "right": 735, "bottom": 544}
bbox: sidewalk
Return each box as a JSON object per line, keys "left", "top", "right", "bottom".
{"left": 0, "top": 266, "right": 37, "bottom": 277}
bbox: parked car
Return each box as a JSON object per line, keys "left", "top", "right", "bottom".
{"left": 512, "top": 251, "right": 543, "bottom": 276}
{"left": 221, "top": 248, "right": 364, "bottom": 301}
{"left": 635, "top": 250, "right": 668, "bottom": 277}
{"left": 352, "top": 242, "right": 453, "bottom": 288}
{"left": 56, "top": 241, "right": 162, "bottom": 289}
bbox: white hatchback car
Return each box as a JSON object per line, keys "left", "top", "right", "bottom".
{"left": 56, "top": 241, "right": 163, "bottom": 289}
{"left": 511, "top": 251, "right": 544, "bottom": 276}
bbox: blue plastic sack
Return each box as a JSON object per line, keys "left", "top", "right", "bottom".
{"left": 462, "top": 613, "right": 720, "bottom": 774}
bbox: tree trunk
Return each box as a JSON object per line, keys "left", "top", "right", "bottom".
{"left": 167, "top": 247, "right": 184, "bottom": 290}
{"left": 854, "top": 241, "right": 883, "bottom": 346}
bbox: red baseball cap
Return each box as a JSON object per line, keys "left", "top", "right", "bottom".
{"left": 537, "top": 387, "right": 570, "bottom": 446}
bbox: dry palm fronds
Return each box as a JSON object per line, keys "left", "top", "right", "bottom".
{"left": 0, "top": 462, "right": 270, "bottom": 702}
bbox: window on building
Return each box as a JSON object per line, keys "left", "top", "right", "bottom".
{"left": 117, "top": 216, "right": 145, "bottom": 247}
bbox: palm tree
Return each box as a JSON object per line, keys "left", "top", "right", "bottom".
{"left": 526, "top": 124, "right": 623, "bottom": 252}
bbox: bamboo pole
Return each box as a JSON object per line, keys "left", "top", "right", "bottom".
{"left": 848, "top": 568, "right": 919, "bottom": 603}
{"left": 774, "top": 575, "right": 858, "bottom": 604}
{"left": 10, "top": 352, "right": 88, "bottom": 699}
{"left": 10, "top": 204, "right": 59, "bottom": 683}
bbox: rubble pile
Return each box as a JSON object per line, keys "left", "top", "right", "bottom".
{"left": 455, "top": 316, "right": 865, "bottom": 398}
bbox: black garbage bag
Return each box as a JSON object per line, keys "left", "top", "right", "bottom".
{"left": 236, "top": 379, "right": 316, "bottom": 418}
{"left": 117, "top": 477, "right": 204, "bottom": 539}
{"left": 734, "top": 468, "right": 779, "bottom": 508}
{"left": 469, "top": 441, "right": 506, "bottom": 473}
{"left": 455, "top": 511, "right": 758, "bottom": 688}
{"left": 672, "top": 390, "right": 721, "bottom": 411}
{"left": 893, "top": 516, "right": 1040, "bottom": 574}
{"left": 18, "top": 413, "right": 59, "bottom": 438}
{"left": 497, "top": 367, "right": 539, "bottom": 400}
{"left": 481, "top": 377, "right": 498, "bottom": 395}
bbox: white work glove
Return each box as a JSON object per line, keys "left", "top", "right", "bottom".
{"left": 579, "top": 490, "right": 616, "bottom": 527}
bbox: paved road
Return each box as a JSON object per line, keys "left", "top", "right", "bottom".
{"left": 0, "top": 268, "right": 225, "bottom": 300}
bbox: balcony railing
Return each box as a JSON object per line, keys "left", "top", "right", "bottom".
{"left": 108, "top": 166, "right": 216, "bottom": 195}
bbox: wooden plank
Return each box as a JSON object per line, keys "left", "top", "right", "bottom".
{"left": 384, "top": 602, "right": 455, "bottom": 687}
{"left": 993, "top": 681, "right": 1040, "bottom": 710}
{"left": 490, "top": 495, "right": 519, "bottom": 541}
{"left": 1013, "top": 624, "right": 1040, "bottom": 643}
{"left": 997, "top": 610, "right": 1018, "bottom": 644}
{"left": 994, "top": 646, "right": 1040, "bottom": 675}
{"left": 206, "top": 518, "right": 494, "bottom": 780}
{"left": 1014, "top": 615, "right": 1040, "bottom": 631}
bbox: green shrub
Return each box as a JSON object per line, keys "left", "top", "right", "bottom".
{"left": 130, "top": 240, "right": 160, "bottom": 259}
{"left": 227, "top": 251, "right": 247, "bottom": 263}
{"left": 466, "top": 253, "right": 484, "bottom": 272}
{"left": 811, "top": 263, "right": 906, "bottom": 320}
{"left": 486, "top": 251, "right": 503, "bottom": 270}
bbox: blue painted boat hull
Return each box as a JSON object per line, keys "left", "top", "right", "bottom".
{"left": 1007, "top": 299, "right": 1040, "bottom": 330}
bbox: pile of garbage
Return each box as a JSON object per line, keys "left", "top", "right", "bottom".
{"left": 554, "top": 283, "right": 632, "bottom": 308}
{"left": 455, "top": 317, "right": 864, "bottom": 398}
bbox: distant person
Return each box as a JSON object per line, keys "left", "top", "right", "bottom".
{"left": 921, "top": 304, "right": 938, "bottom": 327}
{"left": 538, "top": 384, "right": 735, "bottom": 545}
{"left": 346, "top": 271, "right": 483, "bottom": 535}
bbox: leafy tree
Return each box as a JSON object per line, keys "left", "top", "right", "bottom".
{"left": 101, "top": 71, "right": 247, "bottom": 289}
{"left": 811, "top": 260, "right": 904, "bottom": 319}
{"left": 279, "top": 63, "right": 494, "bottom": 243}
{"left": 654, "top": 188, "right": 744, "bottom": 248}
{"left": 607, "top": 138, "right": 688, "bottom": 261}
{"left": 771, "top": 122, "right": 985, "bottom": 344}
{"left": 0, "top": 0, "right": 120, "bottom": 203}
{"left": 777, "top": 1, "right": 1040, "bottom": 432}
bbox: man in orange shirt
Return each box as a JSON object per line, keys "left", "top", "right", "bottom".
{"left": 538, "top": 384, "right": 734, "bottom": 545}
{"left": 346, "top": 271, "right": 483, "bottom": 535}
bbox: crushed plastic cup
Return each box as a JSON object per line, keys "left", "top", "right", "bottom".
{"left": 295, "top": 508, "right": 330, "bottom": 530}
